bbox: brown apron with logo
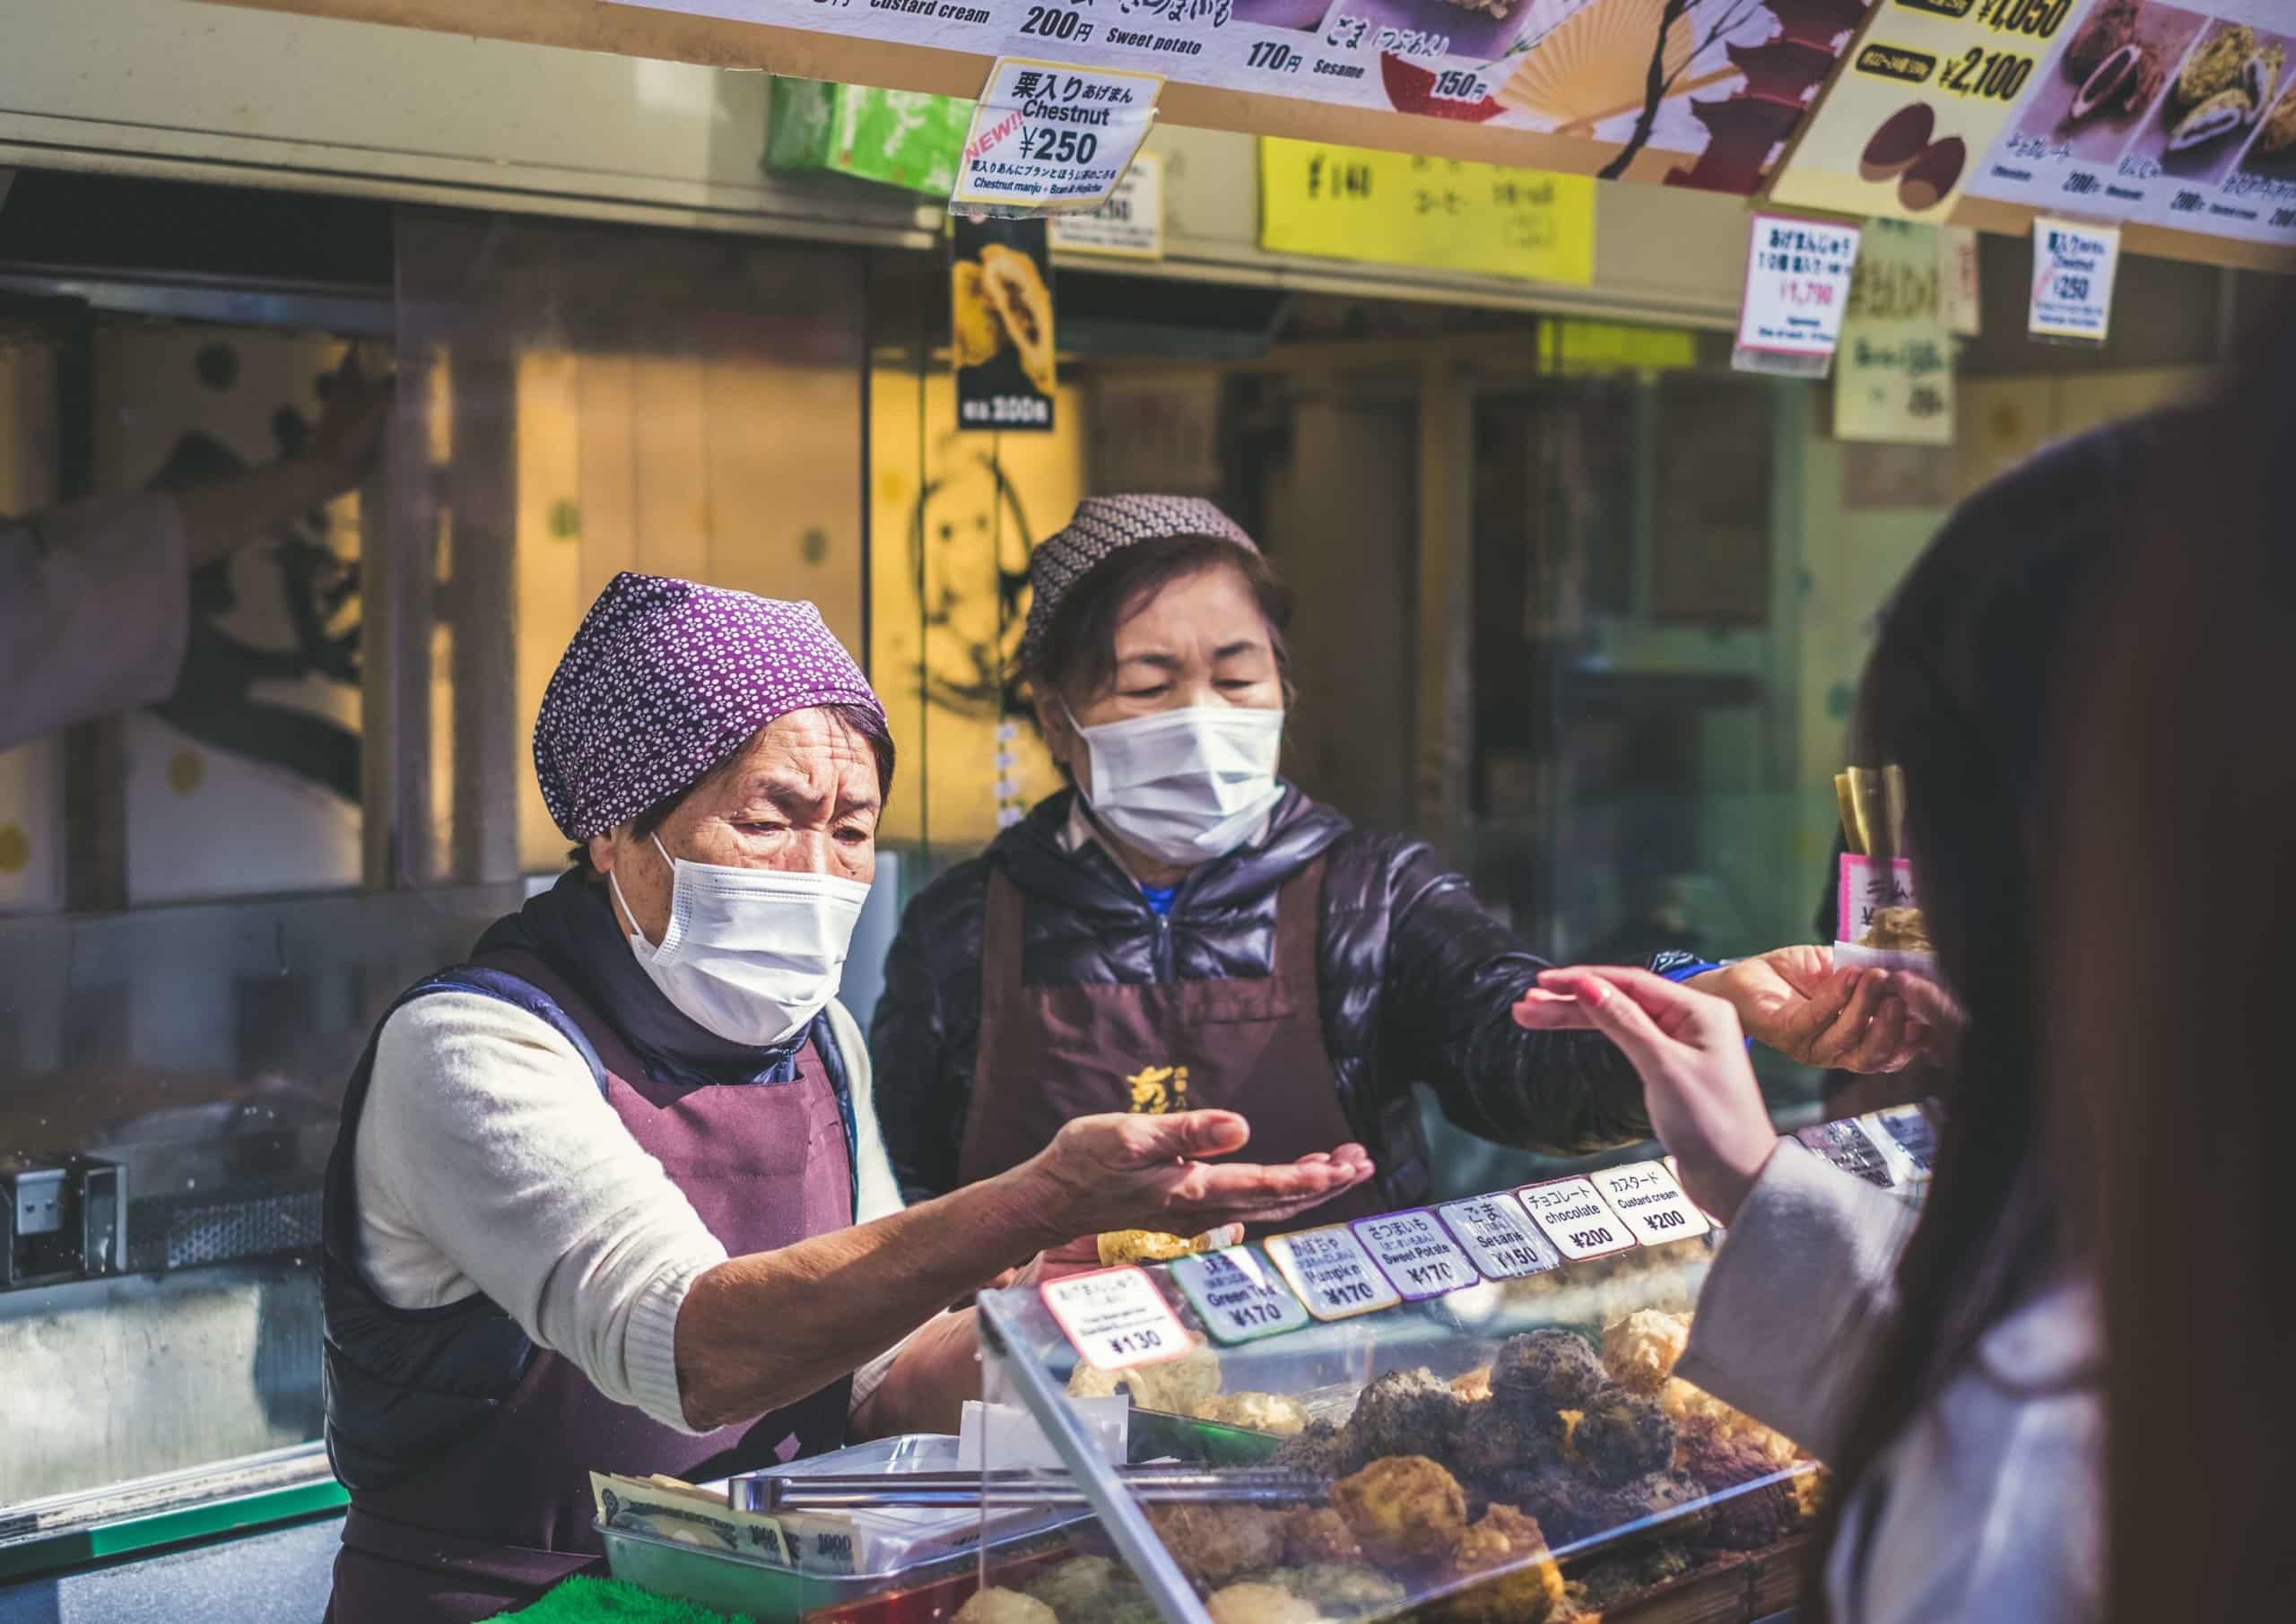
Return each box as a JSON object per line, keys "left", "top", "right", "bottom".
{"left": 956, "top": 855, "right": 1380, "bottom": 1233}
{"left": 323, "top": 947, "right": 854, "bottom": 1624}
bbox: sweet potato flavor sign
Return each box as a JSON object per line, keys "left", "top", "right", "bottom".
{"left": 609, "top": 0, "right": 1878, "bottom": 195}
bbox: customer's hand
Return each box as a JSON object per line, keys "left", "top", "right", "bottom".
{"left": 1513, "top": 968, "right": 1777, "bottom": 1222}
{"left": 1015, "top": 1112, "right": 1373, "bottom": 1245}
{"left": 1683, "top": 948, "right": 1928, "bottom": 1073}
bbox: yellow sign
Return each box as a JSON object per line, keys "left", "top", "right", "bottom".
{"left": 1259, "top": 139, "right": 1596, "bottom": 287}
{"left": 1538, "top": 320, "right": 1700, "bottom": 374}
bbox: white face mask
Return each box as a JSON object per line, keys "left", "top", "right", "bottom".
{"left": 1068, "top": 702, "right": 1286, "bottom": 866}
{"left": 611, "top": 836, "right": 870, "bottom": 1048}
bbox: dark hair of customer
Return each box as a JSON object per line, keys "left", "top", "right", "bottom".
{"left": 1015, "top": 532, "right": 1297, "bottom": 721}
{"left": 566, "top": 700, "right": 896, "bottom": 873}
{"left": 1796, "top": 401, "right": 2187, "bottom": 1610}
{"left": 2052, "top": 295, "right": 2293, "bottom": 1623}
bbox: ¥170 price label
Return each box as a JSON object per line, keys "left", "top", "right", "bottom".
{"left": 1170, "top": 1246, "right": 1311, "bottom": 1344}
{"left": 1042, "top": 1266, "right": 1196, "bottom": 1373}
{"left": 1265, "top": 1225, "right": 1401, "bottom": 1321}
{"left": 1352, "top": 1210, "right": 1482, "bottom": 1300}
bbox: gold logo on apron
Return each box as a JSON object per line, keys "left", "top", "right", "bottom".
{"left": 1124, "top": 1064, "right": 1189, "bottom": 1115}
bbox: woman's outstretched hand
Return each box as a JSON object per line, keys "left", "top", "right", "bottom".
{"left": 1513, "top": 967, "right": 1779, "bottom": 1223}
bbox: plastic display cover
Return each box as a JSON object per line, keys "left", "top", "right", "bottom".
{"left": 967, "top": 1149, "right": 1916, "bottom": 1624}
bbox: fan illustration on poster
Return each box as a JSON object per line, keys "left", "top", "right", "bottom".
{"left": 107, "top": 332, "right": 364, "bottom": 906}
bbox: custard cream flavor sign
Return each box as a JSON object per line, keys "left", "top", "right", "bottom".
{"left": 1965, "top": 0, "right": 2296, "bottom": 245}
{"left": 609, "top": 0, "right": 1882, "bottom": 195}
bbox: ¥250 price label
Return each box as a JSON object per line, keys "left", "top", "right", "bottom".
{"left": 1265, "top": 1224, "right": 1402, "bottom": 1321}
{"left": 1042, "top": 1267, "right": 1195, "bottom": 1373}
{"left": 952, "top": 58, "right": 1164, "bottom": 214}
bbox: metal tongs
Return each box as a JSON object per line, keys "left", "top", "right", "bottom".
{"left": 732, "top": 1463, "right": 1325, "bottom": 1514}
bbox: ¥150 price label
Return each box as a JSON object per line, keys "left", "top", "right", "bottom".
{"left": 1352, "top": 1210, "right": 1481, "bottom": 1300}
{"left": 1265, "top": 1224, "right": 1401, "bottom": 1321}
{"left": 1170, "top": 1246, "right": 1311, "bottom": 1344}
{"left": 952, "top": 58, "right": 1163, "bottom": 214}
{"left": 1518, "top": 1177, "right": 1637, "bottom": 1261}
{"left": 1042, "top": 1266, "right": 1195, "bottom": 1373}
{"left": 1587, "top": 1161, "right": 1713, "bottom": 1247}
{"left": 1431, "top": 1194, "right": 1561, "bottom": 1282}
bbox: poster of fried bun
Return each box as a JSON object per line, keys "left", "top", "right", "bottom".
{"left": 2005, "top": 0, "right": 2208, "bottom": 167}
{"left": 951, "top": 216, "right": 1056, "bottom": 435}
{"left": 2118, "top": 17, "right": 2295, "bottom": 187}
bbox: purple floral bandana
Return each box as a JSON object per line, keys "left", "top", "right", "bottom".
{"left": 535, "top": 573, "right": 884, "bottom": 840}
{"left": 1022, "top": 494, "right": 1257, "bottom": 664}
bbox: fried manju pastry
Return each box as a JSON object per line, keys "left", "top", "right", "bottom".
{"left": 1674, "top": 1433, "right": 1799, "bottom": 1550}
{"left": 1331, "top": 1455, "right": 1470, "bottom": 1568}
{"left": 1281, "top": 1507, "right": 1367, "bottom": 1567}
{"left": 1204, "top": 1582, "right": 1322, "bottom": 1624}
{"left": 1144, "top": 1504, "right": 1288, "bottom": 1587}
{"left": 1492, "top": 1331, "right": 1609, "bottom": 1418}
{"left": 1199, "top": 1391, "right": 1311, "bottom": 1437}
{"left": 1572, "top": 1388, "right": 1678, "bottom": 1487}
{"left": 955, "top": 1590, "right": 1059, "bottom": 1624}
{"left": 1602, "top": 1311, "right": 1692, "bottom": 1396}
{"left": 1248, "top": 1564, "right": 1407, "bottom": 1618}
{"left": 1426, "top": 1504, "right": 1566, "bottom": 1624}
{"left": 1346, "top": 1368, "right": 1472, "bottom": 1463}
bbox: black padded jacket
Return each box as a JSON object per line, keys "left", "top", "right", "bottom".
{"left": 872, "top": 786, "right": 1676, "bottom": 1210}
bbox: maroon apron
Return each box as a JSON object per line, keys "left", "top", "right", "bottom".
{"left": 325, "top": 948, "right": 855, "bottom": 1624}
{"left": 957, "top": 855, "right": 1381, "bottom": 1232}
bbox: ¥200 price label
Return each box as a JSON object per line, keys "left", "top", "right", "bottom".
{"left": 1587, "top": 1161, "right": 1712, "bottom": 1247}
{"left": 1431, "top": 1195, "right": 1560, "bottom": 1282}
{"left": 1042, "top": 1267, "right": 1195, "bottom": 1373}
{"left": 1265, "top": 1225, "right": 1402, "bottom": 1321}
{"left": 1170, "top": 1246, "right": 1311, "bottom": 1344}
{"left": 1518, "top": 1177, "right": 1637, "bottom": 1261}
{"left": 1352, "top": 1210, "right": 1481, "bottom": 1300}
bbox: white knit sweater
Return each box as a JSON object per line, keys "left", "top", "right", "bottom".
{"left": 356, "top": 992, "right": 908, "bottom": 1435}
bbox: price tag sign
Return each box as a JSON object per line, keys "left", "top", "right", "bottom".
{"left": 1863, "top": 1106, "right": 1936, "bottom": 1184}
{"left": 1169, "top": 1246, "right": 1311, "bottom": 1345}
{"left": 953, "top": 59, "right": 1162, "bottom": 215}
{"left": 1352, "top": 1210, "right": 1482, "bottom": 1300}
{"left": 1041, "top": 1267, "right": 1194, "bottom": 1373}
{"left": 1432, "top": 1195, "right": 1561, "bottom": 1282}
{"left": 1518, "top": 1177, "right": 1636, "bottom": 1261}
{"left": 1265, "top": 1224, "right": 1401, "bottom": 1322}
{"left": 1048, "top": 152, "right": 1163, "bottom": 260}
{"left": 1734, "top": 213, "right": 1861, "bottom": 378}
{"left": 2028, "top": 218, "right": 2118, "bottom": 344}
{"left": 1794, "top": 1118, "right": 1898, "bottom": 1189}
{"left": 1587, "top": 1162, "right": 1712, "bottom": 1247}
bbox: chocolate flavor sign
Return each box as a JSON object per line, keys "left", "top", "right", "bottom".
{"left": 611, "top": 0, "right": 1881, "bottom": 194}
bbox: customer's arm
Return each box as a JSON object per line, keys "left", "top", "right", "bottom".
{"left": 1515, "top": 965, "right": 1917, "bottom": 1460}
{"left": 361, "top": 993, "right": 1372, "bottom": 1437}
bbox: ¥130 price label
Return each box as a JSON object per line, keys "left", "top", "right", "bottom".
{"left": 1587, "top": 1162, "right": 1712, "bottom": 1246}
{"left": 1352, "top": 1210, "right": 1481, "bottom": 1300}
{"left": 1041, "top": 1266, "right": 1195, "bottom": 1373}
{"left": 952, "top": 58, "right": 1164, "bottom": 215}
{"left": 1265, "top": 1225, "right": 1401, "bottom": 1321}
{"left": 1169, "top": 1246, "right": 1311, "bottom": 1344}
{"left": 1431, "top": 1195, "right": 1561, "bottom": 1282}
{"left": 1518, "top": 1177, "right": 1637, "bottom": 1261}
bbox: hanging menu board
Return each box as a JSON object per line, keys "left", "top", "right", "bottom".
{"left": 1965, "top": 0, "right": 2296, "bottom": 247}
{"left": 607, "top": 0, "right": 1879, "bottom": 195}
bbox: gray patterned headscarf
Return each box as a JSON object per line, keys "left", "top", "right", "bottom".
{"left": 535, "top": 572, "right": 884, "bottom": 840}
{"left": 1022, "top": 494, "right": 1257, "bottom": 665}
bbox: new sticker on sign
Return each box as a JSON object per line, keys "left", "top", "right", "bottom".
{"left": 1042, "top": 1267, "right": 1195, "bottom": 1373}
{"left": 2029, "top": 216, "right": 2119, "bottom": 344}
{"left": 1734, "top": 213, "right": 1862, "bottom": 378}
{"left": 954, "top": 58, "right": 1162, "bottom": 217}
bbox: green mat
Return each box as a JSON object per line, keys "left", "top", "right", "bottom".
{"left": 489, "top": 1575, "right": 748, "bottom": 1624}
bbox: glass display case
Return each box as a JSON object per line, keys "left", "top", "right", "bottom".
{"left": 958, "top": 1133, "right": 1925, "bottom": 1624}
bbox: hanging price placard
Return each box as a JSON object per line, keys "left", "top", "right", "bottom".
{"left": 1042, "top": 1267, "right": 1195, "bottom": 1372}
{"left": 953, "top": 58, "right": 1163, "bottom": 215}
{"left": 2028, "top": 216, "right": 2120, "bottom": 343}
{"left": 1735, "top": 213, "right": 1862, "bottom": 378}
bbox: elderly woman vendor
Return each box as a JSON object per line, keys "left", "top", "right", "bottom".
{"left": 317, "top": 574, "right": 1370, "bottom": 1624}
